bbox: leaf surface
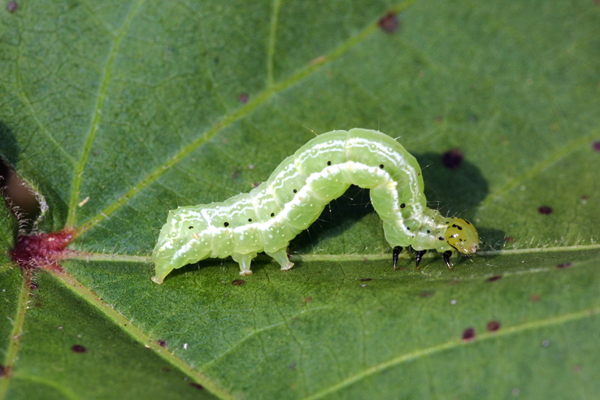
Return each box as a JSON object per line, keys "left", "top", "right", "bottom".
{"left": 1, "top": 0, "right": 600, "bottom": 399}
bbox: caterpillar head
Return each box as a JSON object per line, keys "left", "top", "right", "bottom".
{"left": 444, "top": 218, "right": 479, "bottom": 255}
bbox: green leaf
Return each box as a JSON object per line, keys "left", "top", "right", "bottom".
{"left": 1, "top": 0, "right": 600, "bottom": 399}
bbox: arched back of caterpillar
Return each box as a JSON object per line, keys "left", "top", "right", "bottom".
{"left": 152, "top": 128, "right": 479, "bottom": 284}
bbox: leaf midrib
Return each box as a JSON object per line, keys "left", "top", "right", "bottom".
{"left": 62, "top": 243, "right": 600, "bottom": 265}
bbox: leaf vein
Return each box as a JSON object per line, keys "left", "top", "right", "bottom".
{"left": 78, "top": 0, "right": 419, "bottom": 234}
{"left": 66, "top": 0, "right": 147, "bottom": 227}
{"left": 303, "top": 306, "right": 600, "bottom": 400}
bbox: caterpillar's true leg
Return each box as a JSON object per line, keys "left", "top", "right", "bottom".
{"left": 443, "top": 251, "right": 453, "bottom": 269}
{"left": 393, "top": 246, "right": 403, "bottom": 270}
{"left": 267, "top": 248, "right": 295, "bottom": 271}
{"left": 415, "top": 250, "right": 426, "bottom": 268}
{"left": 232, "top": 252, "right": 255, "bottom": 275}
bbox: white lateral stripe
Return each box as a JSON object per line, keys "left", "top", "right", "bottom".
{"left": 198, "top": 161, "right": 420, "bottom": 240}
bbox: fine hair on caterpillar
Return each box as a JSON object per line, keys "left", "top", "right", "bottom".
{"left": 151, "top": 128, "right": 480, "bottom": 284}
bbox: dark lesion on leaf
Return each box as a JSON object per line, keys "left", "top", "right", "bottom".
{"left": 71, "top": 344, "right": 87, "bottom": 353}
{"left": 10, "top": 228, "right": 76, "bottom": 273}
{"left": 378, "top": 12, "right": 399, "bottom": 33}
{"left": 0, "top": 364, "right": 11, "bottom": 377}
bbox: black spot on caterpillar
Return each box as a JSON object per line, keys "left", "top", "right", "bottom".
{"left": 152, "top": 128, "right": 479, "bottom": 284}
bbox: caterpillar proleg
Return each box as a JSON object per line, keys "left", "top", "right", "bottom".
{"left": 152, "top": 128, "right": 479, "bottom": 284}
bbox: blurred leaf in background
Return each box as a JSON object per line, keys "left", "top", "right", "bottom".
{"left": 1, "top": 0, "right": 600, "bottom": 399}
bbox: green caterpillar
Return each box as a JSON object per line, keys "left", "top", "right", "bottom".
{"left": 152, "top": 128, "right": 479, "bottom": 284}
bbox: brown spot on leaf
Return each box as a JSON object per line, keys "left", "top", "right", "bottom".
{"left": 556, "top": 262, "right": 572, "bottom": 269}
{"left": 538, "top": 206, "right": 553, "bottom": 215}
{"left": 486, "top": 321, "right": 501, "bottom": 332}
{"left": 7, "top": 1, "right": 17, "bottom": 13}
{"left": 0, "top": 364, "right": 9, "bottom": 377}
{"left": 71, "top": 345, "right": 87, "bottom": 353}
{"left": 231, "top": 279, "right": 245, "bottom": 286}
{"left": 462, "top": 327, "right": 475, "bottom": 341}
{"left": 592, "top": 141, "right": 600, "bottom": 151}
{"left": 487, "top": 275, "right": 502, "bottom": 282}
{"left": 238, "top": 93, "right": 248, "bottom": 103}
{"left": 189, "top": 383, "right": 204, "bottom": 390}
{"left": 158, "top": 339, "right": 167, "bottom": 348}
{"left": 530, "top": 294, "right": 541, "bottom": 302}
{"left": 360, "top": 278, "right": 372, "bottom": 282}
{"left": 419, "top": 290, "right": 435, "bottom": 298}
{"left": 442, "top": 149, "right": 464, "bottom": 169}
{"left": 378, "top": 12, "right": 399, "bottom": 33}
